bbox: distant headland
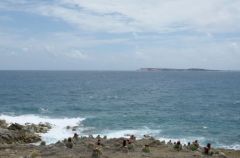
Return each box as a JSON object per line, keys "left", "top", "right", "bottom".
{"left": 138, "top": 68, "right": 219, "bottom": 72}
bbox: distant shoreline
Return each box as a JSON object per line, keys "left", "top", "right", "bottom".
{"left": 138, "top": 68, "right": 220, "bottom": 72}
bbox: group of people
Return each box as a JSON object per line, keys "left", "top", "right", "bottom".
{"left": 64, "top": 133, "right": 213, "bottom": 156}
{"left": 168, "top": 139, "right": 213, "bottom": 155}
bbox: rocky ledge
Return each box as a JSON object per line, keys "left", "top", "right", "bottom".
{"left": 0, "top": 119, "right": 51, "bottom": 144}
{"left": 0, "top": 120, "right": 239, "bottom": 158}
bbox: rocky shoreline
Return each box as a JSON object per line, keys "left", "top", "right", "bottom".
{"left": 0, "top": 119, "right": 239, "bottom": 158}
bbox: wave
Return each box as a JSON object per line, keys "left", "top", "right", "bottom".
{"left": 99, "top": 127, "right": 161, "bottom": 139}
{"left": 0, "top": 114, "right": 85, "bottom": 144}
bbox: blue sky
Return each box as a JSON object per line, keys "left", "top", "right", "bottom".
{"left": 0, "top": 0, "right": 240, "bottom": 70}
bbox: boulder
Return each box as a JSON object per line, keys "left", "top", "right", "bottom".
{"left": 92, "top": 148, "right": 102, "bottom": 158}
{"left": 0, "top": 120, "right": 8, "bottom": 128}
{"left": 142, "top": 145, "right": 150, "bottom": 153}
{"left": 8, "top": 123, "right": 24, "bottom": 131}
{"left": 24, "top": 123, "right": 51, "bottom": 133}
{"left": 0, "top": 128, "right": 41, "bottom": 144}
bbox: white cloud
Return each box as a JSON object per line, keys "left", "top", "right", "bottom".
{"left": 1, "top": 0, "right": 240, "bottom": 33}
{"left": 66, "top": 50, "right": 88, "bottom": 60}
{"left": 36, "top": 0, "right": 240, "bottom": 33}
{"left": 0, "top": 0, "right": 240, "bottom": 70}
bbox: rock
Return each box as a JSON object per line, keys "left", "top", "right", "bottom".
{"left": 8, "top": 123, "right": 24, "bottom": 131}
{"left": 88, "top": 143, "right": 95, "bottom": 149}
{"left": 29, "top": 150, "right": 41, "bottom": 158}
{"left": 127, "top": 143, "right": 134, "bottom": 151}
{"left": 66, "top": 126, "right": 71, "bottom": 130}
{"left": 24, "top": 123, "right": 51, "bottom": 134}
{"left": 0, "top": 128, "right": 41, "bottom": 144}
{"left": 66, "top": 141, "right": 73, "bottom": 149}
{"left": 192, "top": 151, "right": 202, "bottom": 157}
{"left": 40, "top": 141, "right": 46, "bottom": 146}
{"left": 72, "top": 126, "right": 78, "bottom": 131}
{"left": 212, "top": 152, "right": 227, "bottom": 158}
{"left": 0, "top": 120, "right": 8, "bottom": 128}
{"left": 92, "top": 148, "right": 102, "bottom": 158}
{"left": 65, "top": 138, "right": 73, "bottom": 149}
{"left": 149, "top": 140, "right": 162, "bottom": 147}
{"left": 122, "top": 146, "right": 129, "bottom": 153}
{"left": 142, "top": 145, "right": 150, "bottom": 153}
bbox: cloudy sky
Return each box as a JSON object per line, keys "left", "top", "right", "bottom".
{"left": 0, "top": 0, "right": 240, "bottom": 70}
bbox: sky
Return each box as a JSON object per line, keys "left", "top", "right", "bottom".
{"left": 0, "top": 0, "right": 240, "bottom": 70}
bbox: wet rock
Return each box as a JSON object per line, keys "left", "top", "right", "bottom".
{"left": 66, "top": 126, "right": 71, "bottom": 130}
{"left": 40, "top": 141, "right": 46, "bottom": 146}
{"left": 24, "top": 123, "right": 51, "bottom": 134}
{"left": 8, "top": 123, "right": 24, "bottom": 131}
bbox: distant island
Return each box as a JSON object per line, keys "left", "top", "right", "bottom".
{"left": 138, "top": 68, "right": 219, "bottom": 72}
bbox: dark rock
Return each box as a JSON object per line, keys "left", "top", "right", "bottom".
{"left": 8, "top": 123, "right": 24, "bottom": 131}
{"left": 40, "top": 141, "right": 46, "bottom": 146}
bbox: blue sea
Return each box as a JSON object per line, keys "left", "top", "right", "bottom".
{"left": 0, "top": 70, "right": 239, "bottom": 149}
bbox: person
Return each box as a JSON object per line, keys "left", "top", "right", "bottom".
{"left": 97, "top": 139, "right": 101, "bottom": 146}
{"left": 204, "top": 143, "right": 212, "bottom": 155}
{"left": 66, "top": 137, "right": 73, "bottom": 149}
{"left": 127, "top": 139, "right": 134, "bottom": 151}
{"left": 190, "top": 140, "right": 199, "bottom": 151}
{"left": 73, "top": 133, "right": 79, "bottom": 141}
{"left": 130, "top": 135, "right": 136, "bottom": 141}
{"left": 167, "top": 140, "right": 172, "bottom": 145}
{"left": 122, "top": 139, "right": 127, "bottom": 147}
{"left": 193, "top": 140, "right": 199, "bottom": 148}
{"left": 174, "top": 141, "right": 182, "bottom": 151}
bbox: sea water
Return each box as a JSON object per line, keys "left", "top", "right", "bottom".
{"left": 0, "top": 70, "right": 239, "bottom": 149}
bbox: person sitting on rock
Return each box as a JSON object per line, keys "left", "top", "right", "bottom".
{"left": 174, "top": 141, "right": 182, "bottom": 151}
{"left": 73, "top": 133, "right": 79, "bottom": 142}
{"left": 66, "top": 137, "right": 73, "bottom": 149}
{"left": 130, "top": 135, "right": 136, "bottom": 141}
{"left": 127, "top": 139, "right": 134, "bottom": 151}
{"left": 193, "top": 140, "right": 199, "bottom": 148}
{"left": 204, "top": 143, "right": 213, "bottom": 155}
{"left": 142, "top": 144, "right": 150, "bottom": 153}
{"left": 122, "top": 139, "right": 127, "bottom": 147}
{"left": 167, "top": 140, "right": 172, "bottom": 145}
{"left": 97, "top": 139, "right": 101, "bottom": 146}
{"left": 190, "top": 140, "right": 199, "bottom": 151}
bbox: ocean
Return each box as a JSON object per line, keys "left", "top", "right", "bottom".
{"left": 0, "top": 70, "right": 239, "bottom": 149}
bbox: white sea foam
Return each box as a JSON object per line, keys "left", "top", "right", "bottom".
{"left": 0, "top": 114, "right": 239, "bottom": 150}
{"left": 219, "top": 144, "right": 240, "bottom": 150}
{"left": 100, "top": 127, "right": 161, "bottom": 139}
{"left": 0, "top": 114, "right": 85, "bottom": 144}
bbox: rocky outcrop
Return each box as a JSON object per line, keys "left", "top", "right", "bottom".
{"left": 0, "top": 120, "right": 51, "bottom": 145}
{"left": 0, "top": 120, "right": 8, "bottom": 128}
{"left": 24, "top": 122, "right": 51, "bottom": 133}
{"left": 0, "top": 128, "right": 41, "bottom": 144}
